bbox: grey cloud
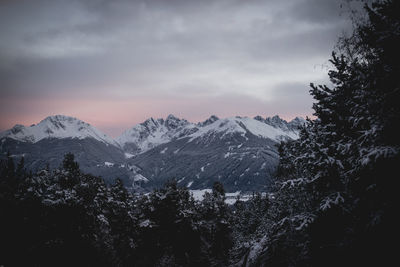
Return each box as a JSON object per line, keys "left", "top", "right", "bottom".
{"left": 270, "top": 81, "right": 316, "bottom": 113}
{"left": 0, "top": 0, "right": 353, "bottom": 133}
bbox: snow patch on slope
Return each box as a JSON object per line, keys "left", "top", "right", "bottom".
{"left": 133, "top": 174, "right": 149, "bottom": 182}
{"left": 104, "top": 162, "right": 114, "bottom": 167}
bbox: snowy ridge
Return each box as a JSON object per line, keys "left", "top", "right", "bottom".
{"left": 0, "top": 115, "right": 118, "bottom": 146}
{"left": 117, "top": 114, "right": 304, "bottom": 155}
{"left": 0, "top": 114, "right": 304, "bottom": 154}
{"left": 116, "top": 114, "right": 198, "bottom": 154}
{"left": 188, "top": 116, "right": 298, "bottom": 142}
{"left": 0, "top": 113, "right": 305, "bottom": 192}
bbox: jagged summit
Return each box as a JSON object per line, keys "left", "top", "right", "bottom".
{"left": 1, "top": 113, "right": 306, "bottom": 157}
{"left": 117, "top": 114, "right": 304, "bottom": 156}
{"left": 166, "top": 114, "right": 179, "bottom": 121}
{"left": 198, "top": 115, "right": 219, "bottom": 127}
{"left": 253, "top": 115, "right": 264, "bottom": 122}
{"left": 253, "top": 115, "right": 306, "bottom": 131}
{"left": 164, "top": 114, "right": 190, "bottom": 130}
{"left": 0, "top": 113, "right": 306, "bottom": 191}
{"left": 116, "top": 114, "right": 197, "bottom": 155}
{"left": 288, "top": 117, "right": 307, "bottom": 129}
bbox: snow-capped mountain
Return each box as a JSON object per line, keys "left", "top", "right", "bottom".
{"left": 188, "top": 116, "right": 299, "bottom": 142}
{"left": 1, "top": 114, "right": 305, "bottom": 192}
{"left": 255, "top": 115, "right": 306, "bottom": 132}
{"left": 122, "top": 115, "right": 304, "bottom": 191}
{"left": 117, "top": 115, "right": 303, "bottom": 157}
{"left": 0, "top": 115, "right": 118, "bottom": 147}
{"left": 117, "top": 114, "right": 198, "bottom": 155}
{"left": 0, "top": 115, "right": 127, "bottom": 184}
{"left": 197, "top": 115, "right": 220, "bottom": 127}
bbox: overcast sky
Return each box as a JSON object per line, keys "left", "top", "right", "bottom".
{"left": 0, "top": 0, "right": 355, "bottom": 137}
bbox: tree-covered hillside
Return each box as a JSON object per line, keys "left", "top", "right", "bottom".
{"left": 0, "top": 153, "right": 232, "bottom": 266}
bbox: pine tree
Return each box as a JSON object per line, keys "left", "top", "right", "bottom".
{"left": 241, "top": 1, "right": 399, "bottom": 265}
{"left": 107, "top": 178, "right": 137, "bottom": 266}
{"left": 16, "top": 156, "right": 25, "bottom": 177}
{"left": 198, "top": 182, "right": 233, "bottom": 266}
{"left": 135, "top": 180, "right": 203, "bottom": 266}
{"left": 6, "top": 151, "right": 15, "bottom": 178}
{"left": 62, "top": 152, "right": 80, "bottom": 173}
{"left": 59, "top": 153, "right": 80, "bottom": 188}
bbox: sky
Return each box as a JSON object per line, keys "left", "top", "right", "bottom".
{"left": 0, "top": 0, "right": 355, "bottom": 137}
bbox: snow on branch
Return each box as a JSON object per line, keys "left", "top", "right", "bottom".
{"left": 359, "top": 146, "right": 399, "bottom": 166}
{"left": 277, "top": 213, "right": 315, "bottom": 231}
{"left": 280, "top": 177, "right": 310, "bottom": 189}
{"left": 319, "top": 192, "right": 344, "bottom": 211}
{"left": 294, "top": 214, "right": 315, "bottom": 231}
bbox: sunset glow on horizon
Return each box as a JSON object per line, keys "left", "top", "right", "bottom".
{"left": 0, "top": 0, "right": 355, "bottom": 137}
{"left": 0, "top": 94, "right": 314, "bottom": 137}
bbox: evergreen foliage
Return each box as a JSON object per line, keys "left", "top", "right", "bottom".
{"left": 0, "top": 155, "right": 233, "bottom": 266}
{"left": 231, "top": 0, "right": 400, "bottom": 265}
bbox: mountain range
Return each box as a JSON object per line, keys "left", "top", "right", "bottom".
{"left": 0, "top": 114, "right": 305, "bottom": 192}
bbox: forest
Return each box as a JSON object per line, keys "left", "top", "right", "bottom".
{"left": 0, "top": 0, "right": 399, "bottom": 266}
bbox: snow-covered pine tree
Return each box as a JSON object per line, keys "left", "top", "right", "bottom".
{"left": 104, "top": 178, "right": 137, "bottom": 265}
{"left": 308, "top": 1, "right": 400, "bottom": 265}
{"left": 240, "top": 0, "right": 399, "bottom": 266}
{"left": 197, "top": 181, "right": 233, "bottom": 266}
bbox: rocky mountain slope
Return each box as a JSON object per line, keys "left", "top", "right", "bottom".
{"left": 125, "top": 116, "right": 304, "bottom": 191}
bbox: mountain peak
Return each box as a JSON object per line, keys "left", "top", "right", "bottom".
{"left": 1, "top": 115, "right": 117, "bottom": 146}
{"left": 166, "top": 114, "right": 179, "bottom": 121}
{"left": 290, "top": 116, "right": 307, "bottom": 123}
{"left": 269, "top": 115, "right": 287, "bottom": 123}
{"left": 189, "top": 116, "right": 299, "bottom": 142}
{"left": 209, "top": 115, "right": 219, "bottom": 120}
{"left": 288, "top": 117, "right": 307, "bottom": 129}
{"left": 117, "top": 115, "right": 197, "bottom": 155}
{"left": 11, "top": 124, "right": 25, "bottom": 132}
{"left": 199, "top": 115, "right": 220, "bottom": 126}
{"left": 42, "top": 114, "right": 79, "bottom": 122}
{"left": 165, "top": 114, "right": 189, "bottom": 130}
{"left": 253, "top": 115, "right": 264, "bottom": 122}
